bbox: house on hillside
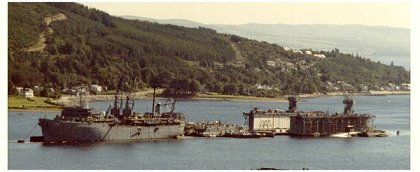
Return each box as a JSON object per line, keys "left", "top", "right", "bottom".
{"left": 68, "top": 86, "right": 90, "bottom": 96}
{"left": 313, "top": 54, "right": 326, "bottom": 59}
{"left": 297, "top": 60, "right": 306, "bottom": 65}
{"left": 213, "top": 62, "right": 224, "bottom": 69}
{"left": 226, "top": 61, "right": 245, "bottom": 68}
{"left": 253, "top": 67, "right": 261, "bottom": 72}
{"left": 15, "top": 87, "right": 23, "bottom": 94}
{"left": 337, "top": 81, "right": 354, "bottom": 91}
{"left": 20, "top": 88, "right": 34, "bottom": 98}
{"left": 293, "top": 50, "right": 303, "bottom": 54}
{"left": 401, "top": 83, "right": 410, "bottom": 90}
{"left": 90, "top": 85, "right": 102, "bottom": 94}
{"left": 388, "top": 83, "right": 397, "bottom": 90}
{"left": 266, "top": 61, "right": 276, "bottom": 67}
{"left": 256, "top": 84, "right": 274, "bottom": 90}
{"left": 285, "top": 62, "right": 295, "bottom": 67}
{"left": 283, "top": 46, "right": 292, "bottom": 51}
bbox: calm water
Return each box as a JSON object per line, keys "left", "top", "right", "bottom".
{"left": 8, "top": 95, "right": 410, "bottom": 170}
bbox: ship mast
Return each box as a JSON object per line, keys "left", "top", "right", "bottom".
{"left": 152, "top": 87, "right": 156, "bottom": 114}
{"left": 149, "top": 73, "right": 164, "bottom": 116}
{"left": 79, "top": 88, "right": 83, "bottom": 107}
{"left": 77, "top": 87, "right": 86, "bottom": 108}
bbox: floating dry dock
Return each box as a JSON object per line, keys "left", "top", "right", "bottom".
{"left": 289, "top": 112, "right": 374, "bottom": 137}
{"left": 243, "top": 96, "right": 385, "bottom": 137}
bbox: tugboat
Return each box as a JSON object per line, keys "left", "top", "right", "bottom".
{"left": 37, "top": 83, "right": 185, "bottom": 143}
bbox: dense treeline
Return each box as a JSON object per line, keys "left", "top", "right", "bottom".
{"left": 8, "top": 2, "right": 410, "bottom": 98}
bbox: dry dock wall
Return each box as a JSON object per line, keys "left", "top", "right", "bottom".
{"left": 245, "top": 108, "right": 293, "bottom": 134}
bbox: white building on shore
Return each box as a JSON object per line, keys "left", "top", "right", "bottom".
{"left": 20, "top": 88, "right": 34, "bottom": 98}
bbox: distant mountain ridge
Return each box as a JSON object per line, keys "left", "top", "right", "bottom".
{"left": 122, "top": 15, "right": 410, "bottom": 69}
{"left": 122, "top": 15, "right": 204, "bottom": 28}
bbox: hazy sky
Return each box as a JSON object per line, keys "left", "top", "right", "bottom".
{"left": 82, "top": 2, "right": 410, "bottom": 28}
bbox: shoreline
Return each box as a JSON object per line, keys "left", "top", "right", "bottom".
{"left": 299, "top": 90, "right": 410, "bottom": 98}
{"left": 8, "top": 108, "right": 61, "bottom": 112}
{"left": 60, "top": 90, "right": 411, "bottom": 101}
{"left": 8, "top": 90, "right": 410, "bottom": 112}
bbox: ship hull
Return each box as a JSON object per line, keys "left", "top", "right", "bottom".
{"left": 38, "top": 118, "right": 185, "bottom": 142}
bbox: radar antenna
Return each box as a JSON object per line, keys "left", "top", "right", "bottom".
{"left": 69, "top": 86, "right": 88, "bottom": 108}
{"left": 163, "top": 97, "right": 176, "bottom": 113}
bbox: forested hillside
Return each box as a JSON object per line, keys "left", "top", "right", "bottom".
{"left": 8, "top": 2, "right": 410, "bottom": 98}
{"left": 123, "top": 16, "right": 411, "bottom": 69}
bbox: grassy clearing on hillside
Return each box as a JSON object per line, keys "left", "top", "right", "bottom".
{"left": 8, "top": 96, "right": 62, "bottom": 110}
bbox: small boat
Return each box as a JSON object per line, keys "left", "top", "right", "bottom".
{"left": 30, "top": 136, "right": 44, "bottom": 142}
{"left": 256, "top": 167, "right": 281, "bottom": 170}
{"left": 330, "top": 132, "right": 359, "bottom": 138}
{"left": 202, "top": 132, "right": 217, "bottom": 137}
{"left": 357, "top": 129, "right": 389, "bottom": 137}
{"left": 258, "top": 132, "right": 275, "bottom": 137}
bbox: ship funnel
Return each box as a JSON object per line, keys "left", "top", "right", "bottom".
{"left": 111, "top": 93, "right": 121, "bottom": 116}
{"left": 288, "top": 96, "right": 297, "bottom": 113}
{"left": 122, "top": 96, "right": 133, "bottom": 116}
{"left": 155, "top": 103, "right": 161, "bottom": 115}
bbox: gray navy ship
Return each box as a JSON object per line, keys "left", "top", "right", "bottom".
{"left": 38, "top": 92, "right": 186, "bottom": 143}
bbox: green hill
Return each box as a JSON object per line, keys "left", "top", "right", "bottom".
{"left": 8, "top": 2, "right": 410, "bottom": 98}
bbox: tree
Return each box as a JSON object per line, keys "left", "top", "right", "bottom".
{"left": 189, "top": 79, "right": 201, "bottom": 95}
{"left": 238, "top": 84, "right": 249, "bottom": 96}
{"left": 150, "top": 74, "right": 165, "bottom": 89}
{"left": 230, "top": 35, "right": 241, "bottom": 43}
{"left": 223, "top": 83, "right": 238, "bottom": 95}
{"left": 212, "top": 82, "right": 224, "bottom": 93}
{"left": 8, "top": 81, "right": 17, "bottom": 95}
{"left": 40, "top": 88, "right": 49, "bottom": 97}
{"left": 59, "top": 42, "right": 76, "bottom": 54}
